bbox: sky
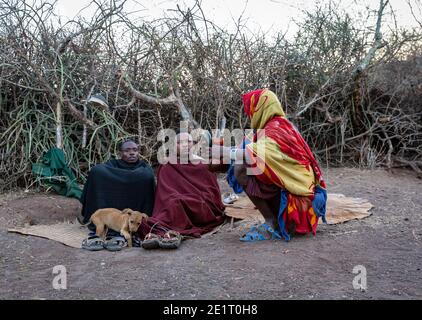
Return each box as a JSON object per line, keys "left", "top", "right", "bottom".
{"left": 53, "top": 0, "right": 421, "bottom": 38}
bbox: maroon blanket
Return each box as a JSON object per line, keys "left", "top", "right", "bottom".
{"left": 138, "top": 163, "right": 225, "bottom": 238}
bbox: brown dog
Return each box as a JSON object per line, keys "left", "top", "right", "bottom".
{"left": 89, "top": 208, "right": 148, "bottom": 247}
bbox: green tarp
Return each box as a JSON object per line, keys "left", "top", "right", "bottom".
{"left": 31, "top": 148, "right": 82, "bottom": 199}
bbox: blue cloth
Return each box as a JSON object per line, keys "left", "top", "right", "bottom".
{"left": 312, "top": 185, "right": 328, "bottom": 223}
{"left": 277, "top": 190, "right": 290, "bottom": 241}
{"left": 227, "top": 164, "right": 244, "bottom": 194}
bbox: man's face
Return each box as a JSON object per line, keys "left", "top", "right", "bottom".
{"left": 176, "top": 132, "right": 193, "bottom": 158}
{"left": 120, "top": 141, "right": 139, "bottom": 163}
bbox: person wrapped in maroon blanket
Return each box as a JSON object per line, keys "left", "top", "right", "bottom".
{"left": 137, "top": 131, "right": 225, "bottom": 249}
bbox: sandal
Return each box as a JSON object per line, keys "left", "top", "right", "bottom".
{"left": 240, "top": 223, "right": 282, "bottom": 242}
{"left": 132, "top": 235, "right": 142, "bottom": 248}
{"left": 103, "top": 236, "right": 127, "bottom": 251}
{"left": 141, "top": 233, "right": 161, "bottom": 250}
{"left": 159, "top": 230, "right": 182, "bottom": 249}
{"left": 81, "top": 236, "right": 104, "bottom": 251}
{"left": 222, "top": 192, "right": 239, "bottom": 205}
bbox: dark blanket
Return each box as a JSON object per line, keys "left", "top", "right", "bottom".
{"left": 138, "top": 163, "right": 225, "bottom": 238}
{"left": 80, "top": 159, "right": 155, "bottom": 227}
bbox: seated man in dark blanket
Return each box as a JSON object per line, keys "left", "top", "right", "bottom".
{"left": 80, "top": 139, "right": 155, "bottom": 251}
{"left": 137, "top": 131, "right": 225, "bottom": 249}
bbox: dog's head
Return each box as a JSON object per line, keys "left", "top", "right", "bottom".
{"left": 122, "top": 209, "right": 149, "bottom": 232}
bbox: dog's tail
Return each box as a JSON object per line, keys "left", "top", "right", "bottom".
{"left": 77, "top": 215, "right": 91, "bottom": 226}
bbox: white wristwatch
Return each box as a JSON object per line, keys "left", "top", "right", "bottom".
{"left": 230, "top": 147, "right": 238, "bottom": 161}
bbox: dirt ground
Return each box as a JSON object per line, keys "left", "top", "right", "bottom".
{"left": 0, "top": 167, "right": 421, "bottom": 300}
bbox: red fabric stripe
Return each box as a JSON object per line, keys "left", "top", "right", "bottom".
{"left": 242, "top": 89, "right": 264, "bottom": 117}
{"left": 263, "top": 116, "right": 326, "bottom": 189}
{"left": 283, "top": 194, "right": 318, "bottom": 236}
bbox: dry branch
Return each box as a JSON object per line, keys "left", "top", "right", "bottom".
{"left": 0, "top": 0, "right": 421, "bottom": 192}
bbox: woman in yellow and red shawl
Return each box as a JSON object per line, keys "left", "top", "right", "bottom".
{"left": 217, "top": 89, "right": 327, "bottom": 242}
